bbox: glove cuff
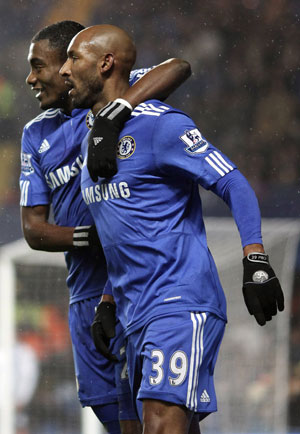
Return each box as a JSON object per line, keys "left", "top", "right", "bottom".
{"left": 114, "top": 98, "right": 133, "bottom": 111}
{"left": 95, "top": 99, "right": 132, "bottom": 124}
{"left": 73, "top": 225, "right": 91, "bottom": 247}
{"left": 96, "top": 301, "right": 116, "bottom": 313}
{"left": 243, "top": 252, "right": 269, "bottom": 265}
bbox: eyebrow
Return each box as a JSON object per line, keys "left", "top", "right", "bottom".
{"left": 29, "top": 57, "right": 46, "bottom": 65}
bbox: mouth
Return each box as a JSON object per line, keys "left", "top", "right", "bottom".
{"left": 64, "top": 80, "right": 75, "bottom": 96}
{"left": 32, "top": 87, "right": 44, "bottom": 100}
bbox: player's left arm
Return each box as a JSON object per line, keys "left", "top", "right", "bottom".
{"left": 211, "top": 170, "right": 284, "bottom": 326}
{"left": 152, "top": 111, "right": 284, "bottom": 326}
{"left": 87, "top": 58, "right": 191, "bottom": 180}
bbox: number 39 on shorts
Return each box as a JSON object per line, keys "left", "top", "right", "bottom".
{"left": 149, "top": 349, "right": 188, "bottom": 386}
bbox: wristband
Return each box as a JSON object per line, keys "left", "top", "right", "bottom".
{"left": 73, "top": 225, "right": 91, "bottom": 247}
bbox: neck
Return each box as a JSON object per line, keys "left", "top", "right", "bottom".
{"left": 60, "top": 97, "right": 74, "bottom": 116}
{"left": 91, "top": 78, "right": 130, "bottom": 115}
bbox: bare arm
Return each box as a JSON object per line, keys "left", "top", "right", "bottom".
{"left": 243, "top": 243, "right": 265, "bottom": 256}
{"left": 21, "top": 205, "right": 74, "bottom": 252}
{"left": 122, "top": 58, "right": 191, "bottom": 108}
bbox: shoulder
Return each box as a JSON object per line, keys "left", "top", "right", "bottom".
{"left": 131, "top": 100, "right": 192, "bottom": 134}
{"left": 24, "top": 108, "right": 61, "bottom": 131}
{"left": 131, "top": 100, "right": 185, "bottom": 119}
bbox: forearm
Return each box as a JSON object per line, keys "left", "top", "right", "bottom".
{"left": 23, "top": 219, "right": 74, "bottom": 252}
{"left": 21, "top": 205, "right": 75, "bottom": 251}
{"left": 211, "top": 170, "right": 263, "bottom": 249}
{"left": 101, "top": 294, "right": 115, "bottom": 304}
{"left": 243, "top": 243, "right": 265, "bottom": 256}
{"left": 122, "top": 58, "right": 191, "bottom": 108}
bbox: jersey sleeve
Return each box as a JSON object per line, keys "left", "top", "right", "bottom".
{"left": 102, "top": 278, "right": 113, "bottom": 296}
{"left": 19, "top": 127, "right": 50, "bottom": 207}
{"left": 212, "top": 170, "right": 263, "bottom": 247}
{"left": 152, "top": 110, "right": 237, "bottom": 189}
{"left": 129, "top": 66, "right": 155, "bottom": 86}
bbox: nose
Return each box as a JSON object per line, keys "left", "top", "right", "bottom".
{"left": 59, "top": 58, "right": 71, "bottom": 76}
{"left": 26, "top": 70, "right": 36, "bottom": 86}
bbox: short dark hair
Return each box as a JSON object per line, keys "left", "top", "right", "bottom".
{"left": 32, "top": 20, "right": 85, "bottom": 61}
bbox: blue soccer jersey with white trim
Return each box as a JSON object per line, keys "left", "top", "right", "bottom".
{"left": 81, "top": 100, "right": 237, "bottom": 335}
{"left": 19, "top": 68, "right": 151, "bottom": 304}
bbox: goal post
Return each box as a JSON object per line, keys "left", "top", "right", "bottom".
{"left": 1, "top": 218, "right": 299, "bottom": 434}
{"left": 0, "top": 239, "right": 104, "bottom": 434}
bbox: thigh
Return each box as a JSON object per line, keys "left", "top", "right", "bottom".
{"left": 133, "top": 312, "right": 225, "bottom": 421}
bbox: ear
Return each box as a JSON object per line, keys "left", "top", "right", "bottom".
{"left": 99, "top": 53, "right": 114, "bottom": 73}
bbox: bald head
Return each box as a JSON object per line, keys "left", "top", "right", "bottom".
{"left": 60, "top": 24, "right": 136, "bottom": 111}
{"left": 73, "top": 24, "right": 136, "bottom": 75}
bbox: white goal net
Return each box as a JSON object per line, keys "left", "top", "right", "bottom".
{"left": 0, "top": 218, "right": 299, "bottom": 434}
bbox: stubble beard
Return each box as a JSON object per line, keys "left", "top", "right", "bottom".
{"left": 72, "top": 76, "right": 102, "bottom": 110}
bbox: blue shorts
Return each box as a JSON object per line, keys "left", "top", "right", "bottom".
{"left": 126, "top": 311, "right": 226, "bottom": 421}
{"left": 69, "top": 297, "right": 118, "bottom": 407}
{"left": 111, "top": 325, "right": 139, "bottom": 421}
{"left": 69, "top": 296, "right": 138, "bottom": 421}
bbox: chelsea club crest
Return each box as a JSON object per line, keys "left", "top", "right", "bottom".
{"left": 85, "top": 110, "right": 94, "bottom": 129}
{"left": 117, "top": 136, "right": 136, "bottom": 159}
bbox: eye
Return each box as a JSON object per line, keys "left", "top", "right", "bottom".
{"left": 32, "top": 64, "right": 44, "bottom": 73}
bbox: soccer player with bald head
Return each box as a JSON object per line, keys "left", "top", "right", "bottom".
{"left": 61, "top": 24, "right": 283, "bottom": 434}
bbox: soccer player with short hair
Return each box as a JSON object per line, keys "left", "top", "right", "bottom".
{"left": 19, "top": 20, "right": 191, "bottom": 434}
{"left": 60, "top": 24, "right": 284, "bottom": 434}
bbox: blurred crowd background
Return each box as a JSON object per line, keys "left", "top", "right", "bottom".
{"left": 0, "top": 0, "right": 299, "bottom": 244}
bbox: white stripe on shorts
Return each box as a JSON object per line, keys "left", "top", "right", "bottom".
{"left": 186, "top": 312, "right": 207, "bottom": 410}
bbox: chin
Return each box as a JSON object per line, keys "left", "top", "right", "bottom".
{"left": 39, "top": 97, "right": 53, "bottom": 110}
{"left": 40, "top": 101, "right": 51, "bottom": 110}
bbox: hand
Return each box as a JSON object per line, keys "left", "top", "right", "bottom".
{"left": 87, "top": 98, "right": 132, "bottom": 181}
{"left": 242, "top": 252, "right": 284, "bottom": 326}
{"left": 73, "top": 225, "right": 100, "bottom": 248}
{"left": 91, "top": 301, "right": 118, "bottom": 362}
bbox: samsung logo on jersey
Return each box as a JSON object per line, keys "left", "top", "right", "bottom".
{"left": 82, "top": 182, "right": 130, "bottom": 204}
{"left": 45, "top": 155, "right": 84, "bottom": 190}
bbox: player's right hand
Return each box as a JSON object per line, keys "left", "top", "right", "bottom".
{"left": 242, "top": 252, "right": 284, "bottom": 326}
{"left": 91, "top": 301, "right": 118, "bottom": 362}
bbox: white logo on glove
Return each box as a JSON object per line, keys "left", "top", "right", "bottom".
{"left": 93, "top": 137, "right": 103, "bottom": 146}
{"left": 252, "top": 270, "right": 269, "bottom": 282}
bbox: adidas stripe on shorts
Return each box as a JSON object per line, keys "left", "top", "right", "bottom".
{"left": 126, "top": 311, "right": 226, "bottom": 421}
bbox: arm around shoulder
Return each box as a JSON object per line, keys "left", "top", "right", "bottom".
{"left": 122, "top": 58, "right": 192, "bottom": 108}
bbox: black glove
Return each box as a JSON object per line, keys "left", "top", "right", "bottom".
{"left": 73, "top": 225, "right": 100, "bottom": 247}
{"left": 242, "top": 252, "right": 284, "bottom": 326}
{"left": 87, "top": 98, "right": 132, "bottom": 181}
{"left": 91, "top": 302, "right": 118, "bottom": 362}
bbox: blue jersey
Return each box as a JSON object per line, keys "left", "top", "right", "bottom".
{"left": 19, "top": 69, "right": 150, "bottom": 304}
{"left": 81, "top": 100, "right": 239, "bottom": 335}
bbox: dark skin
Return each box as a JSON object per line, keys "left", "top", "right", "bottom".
{"left": 60, "top": 24, "right": 266, "bottom": 434}
{"left": 23, "top": 38, "right": 191, "bottom": 252}
{"left": 26, "top": 39, "right": 72, "bottom": 112}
